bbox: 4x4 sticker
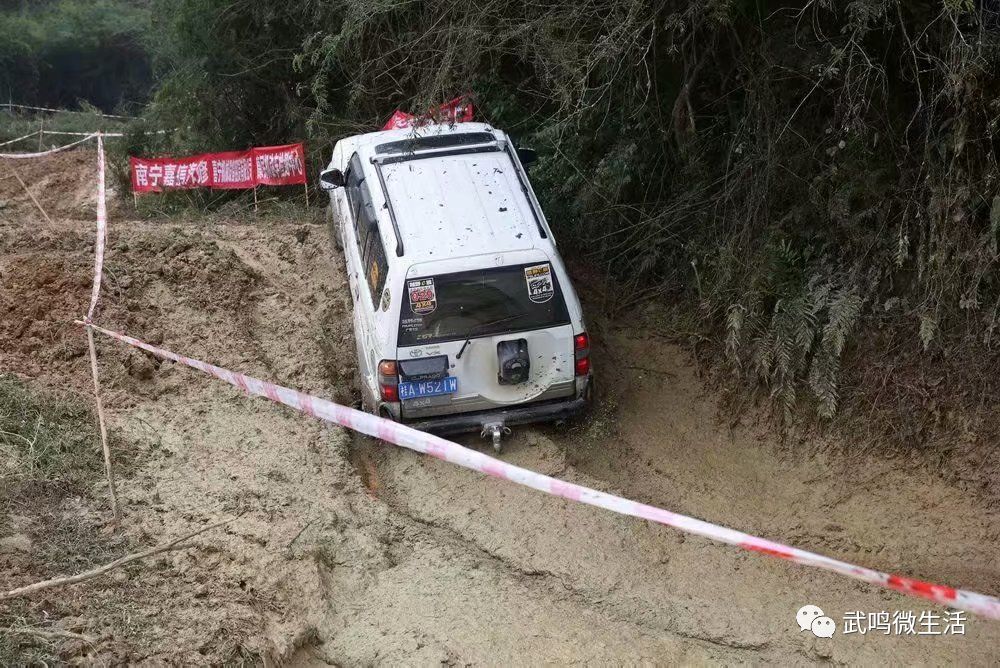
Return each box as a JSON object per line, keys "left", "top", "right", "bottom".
{"left": 524, "top": 263, "right": 554, "bottom": 304}
{"left": 408, "top": 278, "right": 437, "bottom": 315}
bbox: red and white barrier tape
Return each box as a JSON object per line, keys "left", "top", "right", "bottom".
{"left": 41, "top": 130, "right": 125, "bottom": 138}
{"left": 2, "top": 101, "right": 131, "bottom": 119}
{"left": 0, "top": 133, "right": 97, "bottom": 159}
{"left": 87, "top": 134, "right": 107, "bottom": 320}
{"left": 73, "top": 321, "right": 1000, "bottom": 619}
{"left": 0, "top": 129, "right": 41, "bottom": 148}
{"left": 81, "top": 134, "right": 120, "bottom": 520}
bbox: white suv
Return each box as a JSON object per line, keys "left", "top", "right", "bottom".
{"left": 319, "top": 123, "right": 592, "bottom": 451}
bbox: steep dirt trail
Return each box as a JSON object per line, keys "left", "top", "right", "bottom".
{"left": 1, "top": 150, "right": 998, "bottom": 663}
{"left": 361, "top": 352, "right": 1000, "bottom": 664}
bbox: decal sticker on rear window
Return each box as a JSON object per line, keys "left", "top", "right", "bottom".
{"left": 400, "top": 316, "right": 423, "bottom": 334}
{"left": 408, "top": 278, "right": 437, "bottom": 315}
{"left": 524, "top": 263, "right": 554, "bottom": 304}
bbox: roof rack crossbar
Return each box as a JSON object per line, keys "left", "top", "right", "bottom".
{"left": 503, "top": 141, "right": 548, "bottom": 239}
{"left": 372, "top": 143, "right": 499, "bottom": 166}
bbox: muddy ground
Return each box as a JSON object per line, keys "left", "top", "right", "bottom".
{"left": 1, "top": 150, "right": 999, "bottom": 664}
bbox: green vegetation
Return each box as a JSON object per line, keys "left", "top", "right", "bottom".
{"left": 0, "top": 0, "right": 152, "bottom": 112}
{"left": 9, "top": 0, "right": 1000, "bottom": 436}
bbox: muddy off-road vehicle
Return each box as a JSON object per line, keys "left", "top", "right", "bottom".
{"left": 319, "top": 122, "right": 592, "bottom": 451}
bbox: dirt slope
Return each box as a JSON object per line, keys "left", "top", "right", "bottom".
{"left": 1, "top": 149, "right": 998, "bottom": 664}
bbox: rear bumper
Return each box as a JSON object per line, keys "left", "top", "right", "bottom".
{"left": 404, "top": 395, "right": 588, "bottom": 435}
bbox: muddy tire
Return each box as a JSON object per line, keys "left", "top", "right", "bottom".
{"left": 563, "top": 379, "right": 595, "bottom": 428}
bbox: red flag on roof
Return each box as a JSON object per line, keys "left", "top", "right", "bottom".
{"left": 382, "top": 95, "right": 474, "bottom": 131}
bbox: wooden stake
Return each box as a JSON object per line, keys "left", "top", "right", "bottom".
{"left": 7, "top": 166, "right": 54, "bottom": 227}
{"left": 304, "top": 180, "right": 309, "bottom": 207}
{"left": 253, "top": 185, "right": 259, "bottom": 213}
{"left": 38, "top": 117, "right": 43, "bottom": 150}
{"left": 0, "top": 515, "right": 240, "bottom": 601}
{"left": 86, "top": 325, "right": 121, "bottom": 525}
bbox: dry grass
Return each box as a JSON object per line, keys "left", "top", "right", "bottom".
{"left": 0, "top": 375, "right": 138, "bottom": 663}
{"left": 0, "top": 374, "right": 100, "bottom": 482}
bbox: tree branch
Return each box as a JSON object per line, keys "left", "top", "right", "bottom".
{"left": 0, "top": 515, "right": 241, "bottom": 601}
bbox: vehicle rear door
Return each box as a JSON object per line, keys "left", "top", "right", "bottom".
{"left": 395, "top": 254, "right": 576, "bottom": 419}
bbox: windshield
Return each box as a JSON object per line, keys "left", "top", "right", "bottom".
{"left": 398, "top": 262, "right": 570, "bottom": 346}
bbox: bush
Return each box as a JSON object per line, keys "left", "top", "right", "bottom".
{"left": 0, "top": 0, "right": 152, "bottom": 113}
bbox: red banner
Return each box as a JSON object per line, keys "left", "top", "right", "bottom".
{"left": 382, "top": 96, "right": 474, "bottom": 131}
{"left": 130, "top": 143, "right": 306, "bottom": 193}
{"left": 130, "top": 154, "right": 211, "bottom": 191}
{"left": 210, "top": 150, "right": 255, "bottom": 189}
{"left": 252, "top": 143, "right": 306, "bottom": 186}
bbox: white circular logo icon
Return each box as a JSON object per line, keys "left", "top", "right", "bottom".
{"left": 797, "top": 605, "right": 835, "bottom": 638}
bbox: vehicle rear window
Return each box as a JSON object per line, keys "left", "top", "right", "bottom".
{"left": 375, "top": 132, "right": 497, "bottom": 156}
{"left": 398, "top": 262, "right": 570, "bottom": 347}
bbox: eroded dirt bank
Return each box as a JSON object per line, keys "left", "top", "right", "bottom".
{"left": 1, "top": 150, "right": 998, "bottom": 664}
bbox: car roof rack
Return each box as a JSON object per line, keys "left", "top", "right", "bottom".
{"left": 369, "top": 158, "right": 404, "bottom": 257}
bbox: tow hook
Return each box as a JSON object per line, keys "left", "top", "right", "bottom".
{"left": 481, "top": 421, "right": 511, "bottom": 453}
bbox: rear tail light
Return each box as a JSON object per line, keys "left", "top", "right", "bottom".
{"left": 574, "top": 332, "right": 590, "bottom": 376}
{"left": 378, "top": 359, "right": 399, "bottom": 402}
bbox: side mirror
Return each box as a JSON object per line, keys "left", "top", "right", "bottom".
{"left": 516, "top": 147, "right": 538, "bottom": 167}
{"left": 319, "top": 168, "right": 345, "bottom": 191}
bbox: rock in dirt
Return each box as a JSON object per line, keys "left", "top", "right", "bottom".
{"left": 125, "top": 349, "right": 157, "bottom": 380}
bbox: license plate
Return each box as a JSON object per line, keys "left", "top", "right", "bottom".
{"left": 398, "top": 376, "right": 458, "bottom": 401}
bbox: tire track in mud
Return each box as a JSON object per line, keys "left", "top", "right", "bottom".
{"left": 309, "top": 455, "right": 755, "bottom": 664}
{"left": 357, "top": 434, "right": 787, "bottom": 659}
{"left": 361, "top": 455, "right": 771, "bottom": 657}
